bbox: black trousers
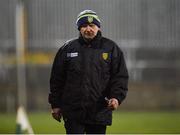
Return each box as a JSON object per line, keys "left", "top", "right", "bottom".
{"left": 64, "top": 120, "right": 107, "bottom": 134}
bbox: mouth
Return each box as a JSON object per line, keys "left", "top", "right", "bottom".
{"left": 84, "top": 31, "right": 95, "bottom": 37}
{"left": 84, "top": 35, "right": 94, "bottom": 40}
{"left": 85, "top": 31, "right": 93, "bottom": 36}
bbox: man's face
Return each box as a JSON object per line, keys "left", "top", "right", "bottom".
{"left": 80, "top": 23, "right": 100, "bottom": 40}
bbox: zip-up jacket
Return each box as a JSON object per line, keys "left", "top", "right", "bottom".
{"left": 49, "top": 31, "right": 128, "bottom": 125}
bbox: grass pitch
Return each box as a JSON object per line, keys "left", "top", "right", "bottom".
{"left": 0, "top": 111, "right": 180, "bottom": 134}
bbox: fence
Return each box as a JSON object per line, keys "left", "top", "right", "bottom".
{"left": 0, "top": 0, "right": 180, "bottom": 112}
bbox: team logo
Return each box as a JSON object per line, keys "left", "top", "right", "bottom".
{"left": 88, "top": 16, "right": 93, "bottom": 23}
{"left": 102, "top": 53, "right": 108, "bottom": 60}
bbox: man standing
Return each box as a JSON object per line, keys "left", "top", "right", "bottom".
{"left": 48, "top": 10, "right": 128, "bottom": 134}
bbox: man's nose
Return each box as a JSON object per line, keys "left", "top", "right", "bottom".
{"left": 85, "top": 25, "right": 91, "bottom": 30}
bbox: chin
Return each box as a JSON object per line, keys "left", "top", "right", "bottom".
{"left": 86, "top": 37, "right": 93, "bottom": 40}
{"left": 85, "top": 36, "right": 95, "bottom": 39}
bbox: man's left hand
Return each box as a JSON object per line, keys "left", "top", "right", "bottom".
{"left": 107, "top": 98, "right": 119, "bottom": 110}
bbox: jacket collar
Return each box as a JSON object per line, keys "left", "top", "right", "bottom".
{"left": 78, "top": 31, "right": 102, "bottom": 48}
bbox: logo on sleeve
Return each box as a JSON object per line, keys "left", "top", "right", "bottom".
{"left": 102, "top": 53, "right": 108, "bottom": 60}
{"left": 67, "top": 52, "right": 78, "bottom": 57}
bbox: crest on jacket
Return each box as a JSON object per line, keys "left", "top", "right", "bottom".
{"left": 102, "top": 53, "right": 108, "bottom": 60}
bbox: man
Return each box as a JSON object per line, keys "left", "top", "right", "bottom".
{"left": 48, "top": 10, "right": 128, "bottom": 134}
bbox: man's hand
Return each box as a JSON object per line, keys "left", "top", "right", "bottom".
{"left": 106, "top": 98, "right": 119, "bottom": 110}
{"left": 51, "top": 108, "right": 62, "bottom": 122}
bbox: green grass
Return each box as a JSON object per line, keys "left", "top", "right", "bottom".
{"left": 108, "top": 111, "right": 180, "bottom": 134}
{"left": 0, "top": 111, "right": 180, "bottom": 134}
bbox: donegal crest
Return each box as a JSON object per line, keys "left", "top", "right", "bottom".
{"left": 88, "top": 16, "right": 93, "bottom": 23}
{"left": 102, "top": 53, "right": 108, "bottom": 60}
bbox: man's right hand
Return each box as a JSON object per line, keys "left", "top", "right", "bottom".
{"left": 51, "top": 108, "right": 62, "bottom": 122}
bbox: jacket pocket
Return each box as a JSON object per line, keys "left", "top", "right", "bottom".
{"left": 95, "top": 107, "right": 112, "bottom": 124}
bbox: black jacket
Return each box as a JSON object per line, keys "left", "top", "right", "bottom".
{"left": 49, "top": 31, "right": 128, "bottom": 125}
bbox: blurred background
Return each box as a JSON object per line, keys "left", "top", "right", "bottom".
{"left": 0, "top": 0, "right": 180, "bottom": 133}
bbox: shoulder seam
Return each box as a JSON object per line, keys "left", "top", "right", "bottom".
{"left": 61, "top": 38, "right": 77, "bottom": 50}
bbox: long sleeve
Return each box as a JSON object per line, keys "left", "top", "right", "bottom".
{"left": 109, "top": 45, "right": 129, "bottom": 104}
{"left": 48, "top": 46, "right": 67, "bottom": 108}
